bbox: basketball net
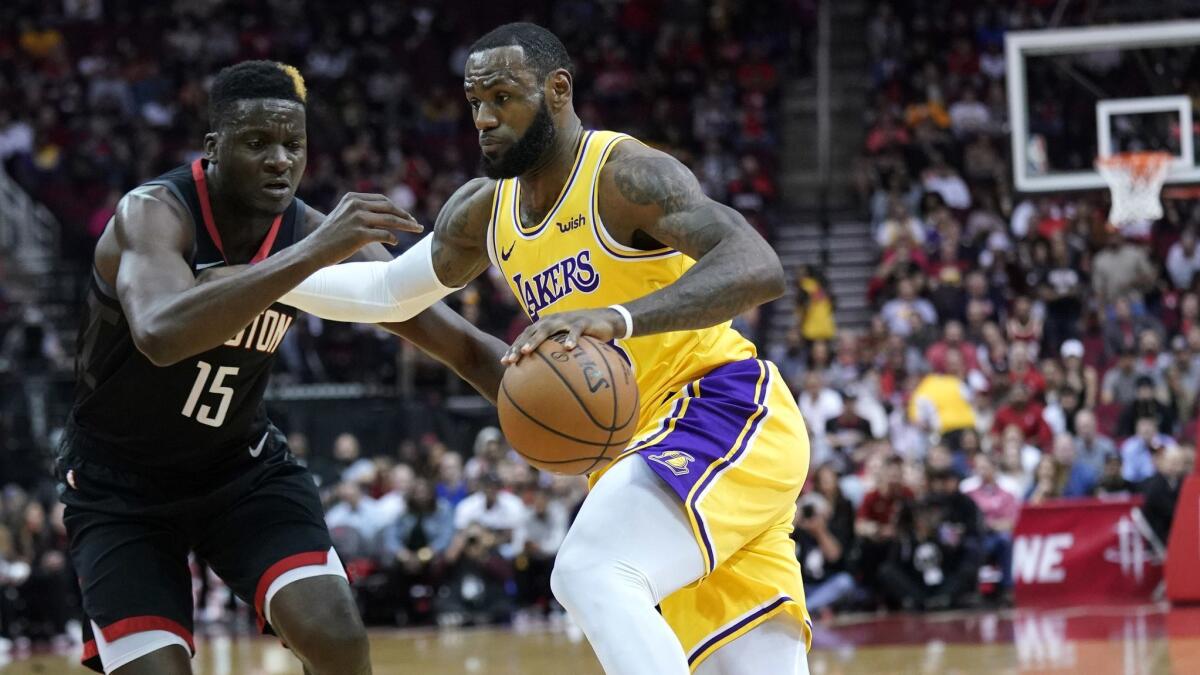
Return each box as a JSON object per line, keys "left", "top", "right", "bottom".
{"left": 1095, "top": 151, "right": 1172, "bottom": 226}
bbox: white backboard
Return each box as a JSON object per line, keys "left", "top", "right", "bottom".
{"left": 1006, "top": 20, "right": 1200, "bottom": 192}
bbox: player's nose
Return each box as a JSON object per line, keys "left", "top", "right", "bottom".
{"left": 474, "top": 105, "right": 500, "bottom": 131}
{"left": 263, "top": 144, "right": 292, "bottom": 172}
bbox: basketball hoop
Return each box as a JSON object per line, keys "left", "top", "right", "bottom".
{"left": 1095, "top": 151, "right": 1173, "bottom": 225}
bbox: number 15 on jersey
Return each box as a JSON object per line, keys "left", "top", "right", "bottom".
{"left": 182, "top": 360, "right": 238, "bottom": 427}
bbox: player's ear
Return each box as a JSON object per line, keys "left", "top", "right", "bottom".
{"left": 547, "top": 69, "right": 572, "bottom": 111}
{"left": 203, "top": 132, "right": 218, "bottom": 163}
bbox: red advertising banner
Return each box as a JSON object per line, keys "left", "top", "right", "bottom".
{"left": 1012, "top": 497, "right": 1163, "bottom": 607}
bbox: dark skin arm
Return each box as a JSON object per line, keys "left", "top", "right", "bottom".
{"left": 102, "top": 186, "right": 415, "bottom": 366}
{"left": 502, "top": 142, "right": 785, "bottom": 362}
{"left": 301, "top": 199, "right": 509, "bottom": 404}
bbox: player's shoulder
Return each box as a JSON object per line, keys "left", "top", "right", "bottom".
{"left": 454, "top": 176, "right": 499, "bottom": 210}
{"left": 602, "top": 133, "right": 669, "bottom": 170}
{"left": 437, "top": 177, "right": 499, "bottom": 236}
{"left": 598, "top": 136, "right": 701, "bottom": 213}
{"left": 107, "top": 181, "right": 197, "bottom": 254}
{"left": 114, "top": 183, "right": 192, "bottom": 234}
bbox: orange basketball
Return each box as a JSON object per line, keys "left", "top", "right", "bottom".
{"left": 498, "top": 334, "right": 640, "bottom": 475}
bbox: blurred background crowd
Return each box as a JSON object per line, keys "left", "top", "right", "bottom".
{"left": 2, "top": 0, "right": 1200, "bottom": 655}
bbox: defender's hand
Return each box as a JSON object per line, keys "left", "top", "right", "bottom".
{"left": 502, "top": 308, "right": 628, "bottom": 365}
{"left": 305, "top": 192, "right": 423, "bottom": 266}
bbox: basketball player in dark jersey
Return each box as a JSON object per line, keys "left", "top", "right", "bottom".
{"left": 62, "top": 61, "right": 506, "bottom": 675}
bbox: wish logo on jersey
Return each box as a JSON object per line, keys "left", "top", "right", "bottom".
{"left": 512, "top": 250, "right": 600, "bottom": 320}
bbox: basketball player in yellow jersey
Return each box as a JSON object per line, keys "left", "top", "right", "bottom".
{"left": 277, "top": 22, "right": 811, "bottom": 675}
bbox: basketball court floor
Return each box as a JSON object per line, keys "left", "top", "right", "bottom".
{"left": 4, "top": 603, "right": 1199, "bottom": 674}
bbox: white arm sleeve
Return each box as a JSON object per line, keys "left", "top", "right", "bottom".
{"left": 278, "top": 234, "right": 461, "bottom": 323}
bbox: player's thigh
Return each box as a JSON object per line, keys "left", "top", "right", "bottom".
{"left": 555, "top": 454, "right": 705, "bottom": 604}
{"left": 193, "top": 455, "right": 342, "bottom": 632}
{"left": 110, "top": 645, "right": 192, "bottom": 675}
{"left": 692, "top": 614, "right": 810, "bottom": 675}
{"left": 64, "top": 507, "right": 196, "bottom": 672}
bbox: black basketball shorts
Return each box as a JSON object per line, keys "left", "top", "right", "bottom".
{"left": 57, "top": 426, "right": 340, "bottom": 673}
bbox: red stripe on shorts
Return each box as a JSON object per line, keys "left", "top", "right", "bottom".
{"left": 99, "top": 615, "right": 195, "bottom": 653}
{"left": 254, "top": 550, "right": 329, "bottom": 630}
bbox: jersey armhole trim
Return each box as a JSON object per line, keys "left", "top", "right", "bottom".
{"left": 142, "top": 180, "right": 200, "bottom": 264}
{"left": 590, "top": 135, "right": 680, "bottom": 262}
{"left": 486, "top": 180, "right": 503, "bottom": 269}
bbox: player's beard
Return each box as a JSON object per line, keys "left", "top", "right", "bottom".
{"left": 480, "top": 100, "right": 556, "bottom": 179}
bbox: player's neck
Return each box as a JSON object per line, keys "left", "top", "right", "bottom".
{"left": 206, "top": 170, "right": 281, "bottom": 255}
{"left": 518, "top": 120, "right": 584, "bottom": 214}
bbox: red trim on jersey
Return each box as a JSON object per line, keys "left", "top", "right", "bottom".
{"left": 190, "top": 158, "right": 283, "bottom": 264}
{"left": 254, "top": 550, "right": 329, "bottom": 630}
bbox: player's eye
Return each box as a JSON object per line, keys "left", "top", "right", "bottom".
{"left": 247, "top": 139, "right": 264, "bottom": 149}
{"left": 287, "top": 141, "right": 303, "bottom": 151}
{"left": 469, "top": 99, "right": 481, "bottom": 111}
{"left": 495, "top": 93, "right": 509, "bottom": 104}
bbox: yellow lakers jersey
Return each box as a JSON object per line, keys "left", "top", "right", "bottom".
{"left": 487, "top": 130, "right": 757, "bottom": 427}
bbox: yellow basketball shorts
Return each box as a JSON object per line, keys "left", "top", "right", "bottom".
{"left": 595, "top": 358, "right": 812, "bottom": 670}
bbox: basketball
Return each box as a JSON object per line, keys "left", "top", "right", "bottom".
{"left": 498, "top": 334, "right": 639, "bottom": 475}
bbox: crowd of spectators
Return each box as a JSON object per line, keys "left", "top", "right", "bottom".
{"left": 297, "top": 428, "right": 588, "bottom": 629}
{"left": 770, "top": 0, "right": 1200, "bottom": 617}
{"left": 0, "top": 0, "right": 809, "bottom": 385}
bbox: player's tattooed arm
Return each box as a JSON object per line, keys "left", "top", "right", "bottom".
{"left": 600, "top": 144, "right": 785, "bottom": 336}
{"left": 430, "top": 177, "right": 497, "bottom": 287}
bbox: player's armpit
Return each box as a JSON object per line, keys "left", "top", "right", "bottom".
{"left": 596, "top": 146, "right": 785, "bottom": 337}
{"left": 430, "top": 177, "right": 497, "bottom": 287}
{"left": 378, "top": 303, "right": 507, "bottom": 405}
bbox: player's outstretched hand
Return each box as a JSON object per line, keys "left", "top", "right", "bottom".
{"left": 502, "top": 308, "right": 628, "bottom": 365}
{"left": 306, "top": 192, "right": 422, "bottom": 266}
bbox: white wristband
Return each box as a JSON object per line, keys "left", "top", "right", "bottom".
{"left": 609, "top": 304, "right": 634, "bottom": 340}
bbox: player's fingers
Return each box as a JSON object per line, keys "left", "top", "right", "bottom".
{"left": 517, "top": 327, "right": 547, "bottom": 355}
{"left": 397, "top": 215, "right": 424, "bottom": 233}
{"left": 348, "top": 193, "right": 414, "bottom": 218}
{"left": 563, "top": 321, "right": 585, "bottom": 350}
{"left": 366, "top": 228, "right": 399, "bottom": 247}
{"left": 503, "top": 326, "right": 537, "bottom": 364}
{"left": 521, "top": 320, "right": 566, "bottom": 355}
{"left": 361, "top": 212, "right": 424, "bottom": 234}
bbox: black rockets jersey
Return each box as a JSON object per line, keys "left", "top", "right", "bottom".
{"left": 68, "top": 159, "right": 304, "bottom": 474}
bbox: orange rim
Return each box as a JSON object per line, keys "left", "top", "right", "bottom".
{"left": 1095, "top": 151, "right": 1173, "bottom": 181}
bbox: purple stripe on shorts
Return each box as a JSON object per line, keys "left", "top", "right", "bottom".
{"left": 636, "top": 363, "right": 763, "bottom": 500}
{"left": 687, "top": 595, "right": 793, "bottom": 665}
{"left": 626, "top": 382, "right": 693, "bottom": 453}
{"left": 687, "top": 361, "right": 771, "bottom": 569}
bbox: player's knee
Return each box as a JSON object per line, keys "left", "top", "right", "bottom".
{"left": 281, "top": 606, "right": 370, "bottom": 674}
{"left": 549, "top": 554, "right": 583, "bottom": 609}
{"left": 294, "top": 616, "right": 370, "bottom": 674}
{"left": 551, "top": 543, "right": 654, "bottom": 618}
